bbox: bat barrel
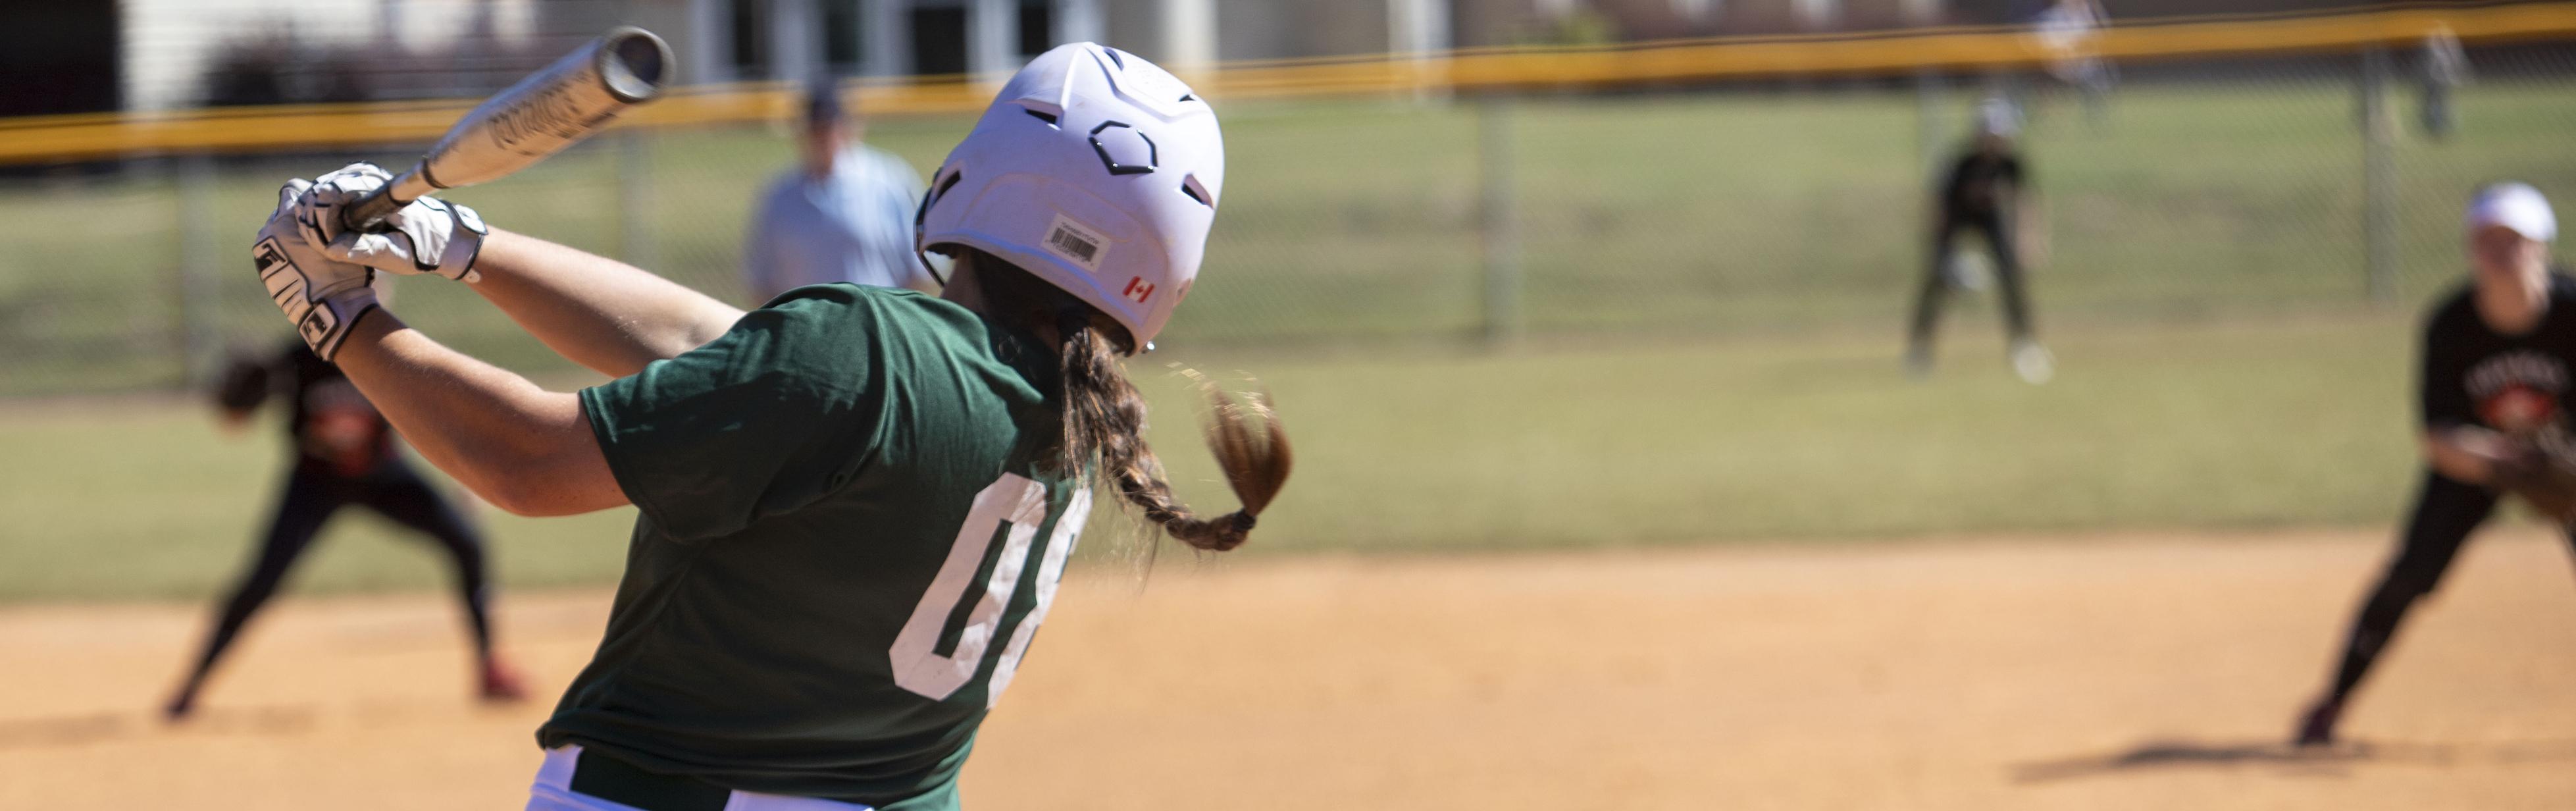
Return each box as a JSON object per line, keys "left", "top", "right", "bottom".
{"left": 338, "top": 26, "right": 675, "bottom": 234}
{"left": 430, "top": 25, "right": 672, "bottom": 182}
{"left": 600, "top": 28, "right": 673, "bottom": 103}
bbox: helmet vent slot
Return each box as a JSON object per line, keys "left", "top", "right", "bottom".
{"left": 1023, "top": 108, "right": 1060, "bottom": 126}
{"left": 1103, "top": 47, "right": 1127, "bottom": 68}
{"left": 1180, "top": 174, "right": 1212, "bottom": 207}
{"left": 915, "top": 169, "right": 964, "bottom": 229}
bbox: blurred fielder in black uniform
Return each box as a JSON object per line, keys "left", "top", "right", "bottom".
{"left": 1907, "top": 97, "right": 2053, "bottom": 384}
{"left": 2296, "top": 182, "right": 2575, "bottom": 746}
{"left": 165, "top": 335, "right": 524, "bottom": 720}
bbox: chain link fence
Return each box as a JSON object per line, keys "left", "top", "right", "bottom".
{"left": 5, "top": 32, "right": 2576, "bottom": 396}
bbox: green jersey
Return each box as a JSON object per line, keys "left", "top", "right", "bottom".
{"left": 542, "top": 284, "right": 1090, "bottom": 809}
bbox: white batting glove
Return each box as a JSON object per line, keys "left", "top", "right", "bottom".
{"left": 297, "top": 163, "right": 490, "bottom": 282}
{"left": 253, "top": 178, "right": 379, "bottom": 361}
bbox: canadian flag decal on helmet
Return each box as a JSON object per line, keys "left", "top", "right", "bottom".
{"left": 1123, "top": 276, "right": 1156, "bottom": 303}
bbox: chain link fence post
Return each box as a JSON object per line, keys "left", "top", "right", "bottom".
{"left": 617, "top": 131, "right": 659, "bottom": 270}
{"left": 1478, "top": 95, "right": 1520, "bottom": 345}
{"left": 1916, "top": 67, "right": 1945, "bottom": 185}
{"left": 175, "top": 153, "right": 222, "bottom": 388}
{"left": 2360, "top": 45, "right": 2399, "bottom": 305}
{"left": 614, "top": 0, "right": 659, "bottom": 273}
{"left": 1915, "top": 68, "right": 1947, "bottom": 316}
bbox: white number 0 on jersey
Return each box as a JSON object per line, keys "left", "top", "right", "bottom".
{"left": 888, "top": 473, "right": 1092, "bottom": 707}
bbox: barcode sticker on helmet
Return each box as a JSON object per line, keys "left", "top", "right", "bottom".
{"left": 1043, "top": 214, "right": 1108, "bottom": 273}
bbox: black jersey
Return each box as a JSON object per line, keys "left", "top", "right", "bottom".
{"left": 1940, "top": 147, "right": 2024, "bottom": 219}
{"left": 2419, "top": 274, "right": 2576, "bottom": 442}
{"left": 217, "top": 340, "right": 397, "bottom": 477}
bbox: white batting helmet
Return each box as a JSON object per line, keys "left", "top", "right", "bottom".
{"left": 915, "top": 42, "right": 1224, "bottom": 351}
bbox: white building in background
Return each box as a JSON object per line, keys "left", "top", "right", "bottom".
{"left": 116, "top": 0, "right": 1468, "bottom": 112}
{"left": 692, "top": 0, "right": 1455, "bottom": 83}
{"left": 120, "top": 0, "right": 548, "bottom": 111}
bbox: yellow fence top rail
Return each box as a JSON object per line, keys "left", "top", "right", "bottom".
{"left": 2, "top": 1, "right": 2571, "bottom": 164}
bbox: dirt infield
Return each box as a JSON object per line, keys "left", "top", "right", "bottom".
{"left": 3, "top": 529, "right": 2572, "bottom": 810}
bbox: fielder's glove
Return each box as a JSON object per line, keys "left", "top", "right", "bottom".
{"left": 2488, "top": 442, "right": 2576, "bottom": 525}
{"left": 297, "top": 163, "right": 489, "bottom": 282}
{"left": 212, "top": 352, "right": 273, "bottom": 413}
{"left": 253, "top": 178, "right": 379, "bottom": 361}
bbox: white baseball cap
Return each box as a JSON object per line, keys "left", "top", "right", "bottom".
{"left": 2464, "top": 182, "right": 2556, "bottom": 242}
{"left": 1976, "top": 96, "right": 2021, "bottom": 139}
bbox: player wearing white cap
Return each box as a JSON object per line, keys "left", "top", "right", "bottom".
{"left": 2294, "top": 182, "right": 2573, "bottom": 747}
{"left": 244, "top": 43, "right": 1290, "bottom": 809}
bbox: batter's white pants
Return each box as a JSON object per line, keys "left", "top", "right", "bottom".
{"left": 525, "top": 745, "right": 876, "bottom": 811}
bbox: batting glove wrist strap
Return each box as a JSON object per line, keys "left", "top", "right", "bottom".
{"left": 255, "top": 178, "right": 384, "bottom": 361}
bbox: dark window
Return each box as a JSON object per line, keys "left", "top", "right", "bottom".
{"left": 910, "top": 7, "right": 966, "bottom": 75}
{"left": 0, "top": 2, "right": 118, "bottom": 115}
{"left": 729, "top": 0, "right": 766, "bottom": 78}
{"left": 1017, "top": 3, "right": 1052, "bottom": 57}
{"left": 822, "top": 0, "right": 863, "bottom": 70}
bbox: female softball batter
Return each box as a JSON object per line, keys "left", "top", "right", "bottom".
{"left": 166, "top": 335, "right": 524, "bottom": 720}
{"left": 2294, "top": 182, "right": 2576, "bottom": 746}
{"left": 247, "top": 43, "right": 1287, "bottom": 810}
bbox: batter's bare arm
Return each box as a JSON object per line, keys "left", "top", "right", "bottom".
{"left": 298, "top": 165, "right": 743, "bottom": 379}
{"left": 334, "top": 313, "right": 630, "bottom": 517}
{"left": 468, "top": 229, "right": 744, "bottom": 377}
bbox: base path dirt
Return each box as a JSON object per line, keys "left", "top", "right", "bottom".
{"left": 3, "top": 529, "right": 2572, "bottom": 809}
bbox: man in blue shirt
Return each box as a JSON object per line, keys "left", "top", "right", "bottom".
{"left": 742, "top": 80, "right": 935, "bottom": 303}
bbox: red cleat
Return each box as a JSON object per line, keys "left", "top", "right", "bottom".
{"left": 479, "top": 658, "right": 530, "bottom": 703}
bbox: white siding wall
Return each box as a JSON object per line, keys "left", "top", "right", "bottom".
{"left": 122, "top": 0, "right": 546, "bottom": 111}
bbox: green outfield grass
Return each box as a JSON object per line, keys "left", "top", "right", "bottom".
{"left": 0, "top": 310, "right": 2488, "bottom": 604}
{"left": 5, "top": 82, "right": 2573, "bottom": 394}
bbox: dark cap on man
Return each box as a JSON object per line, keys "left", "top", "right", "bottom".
{"left": 806, "top": 79, "right": 844, "bottom": 129}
